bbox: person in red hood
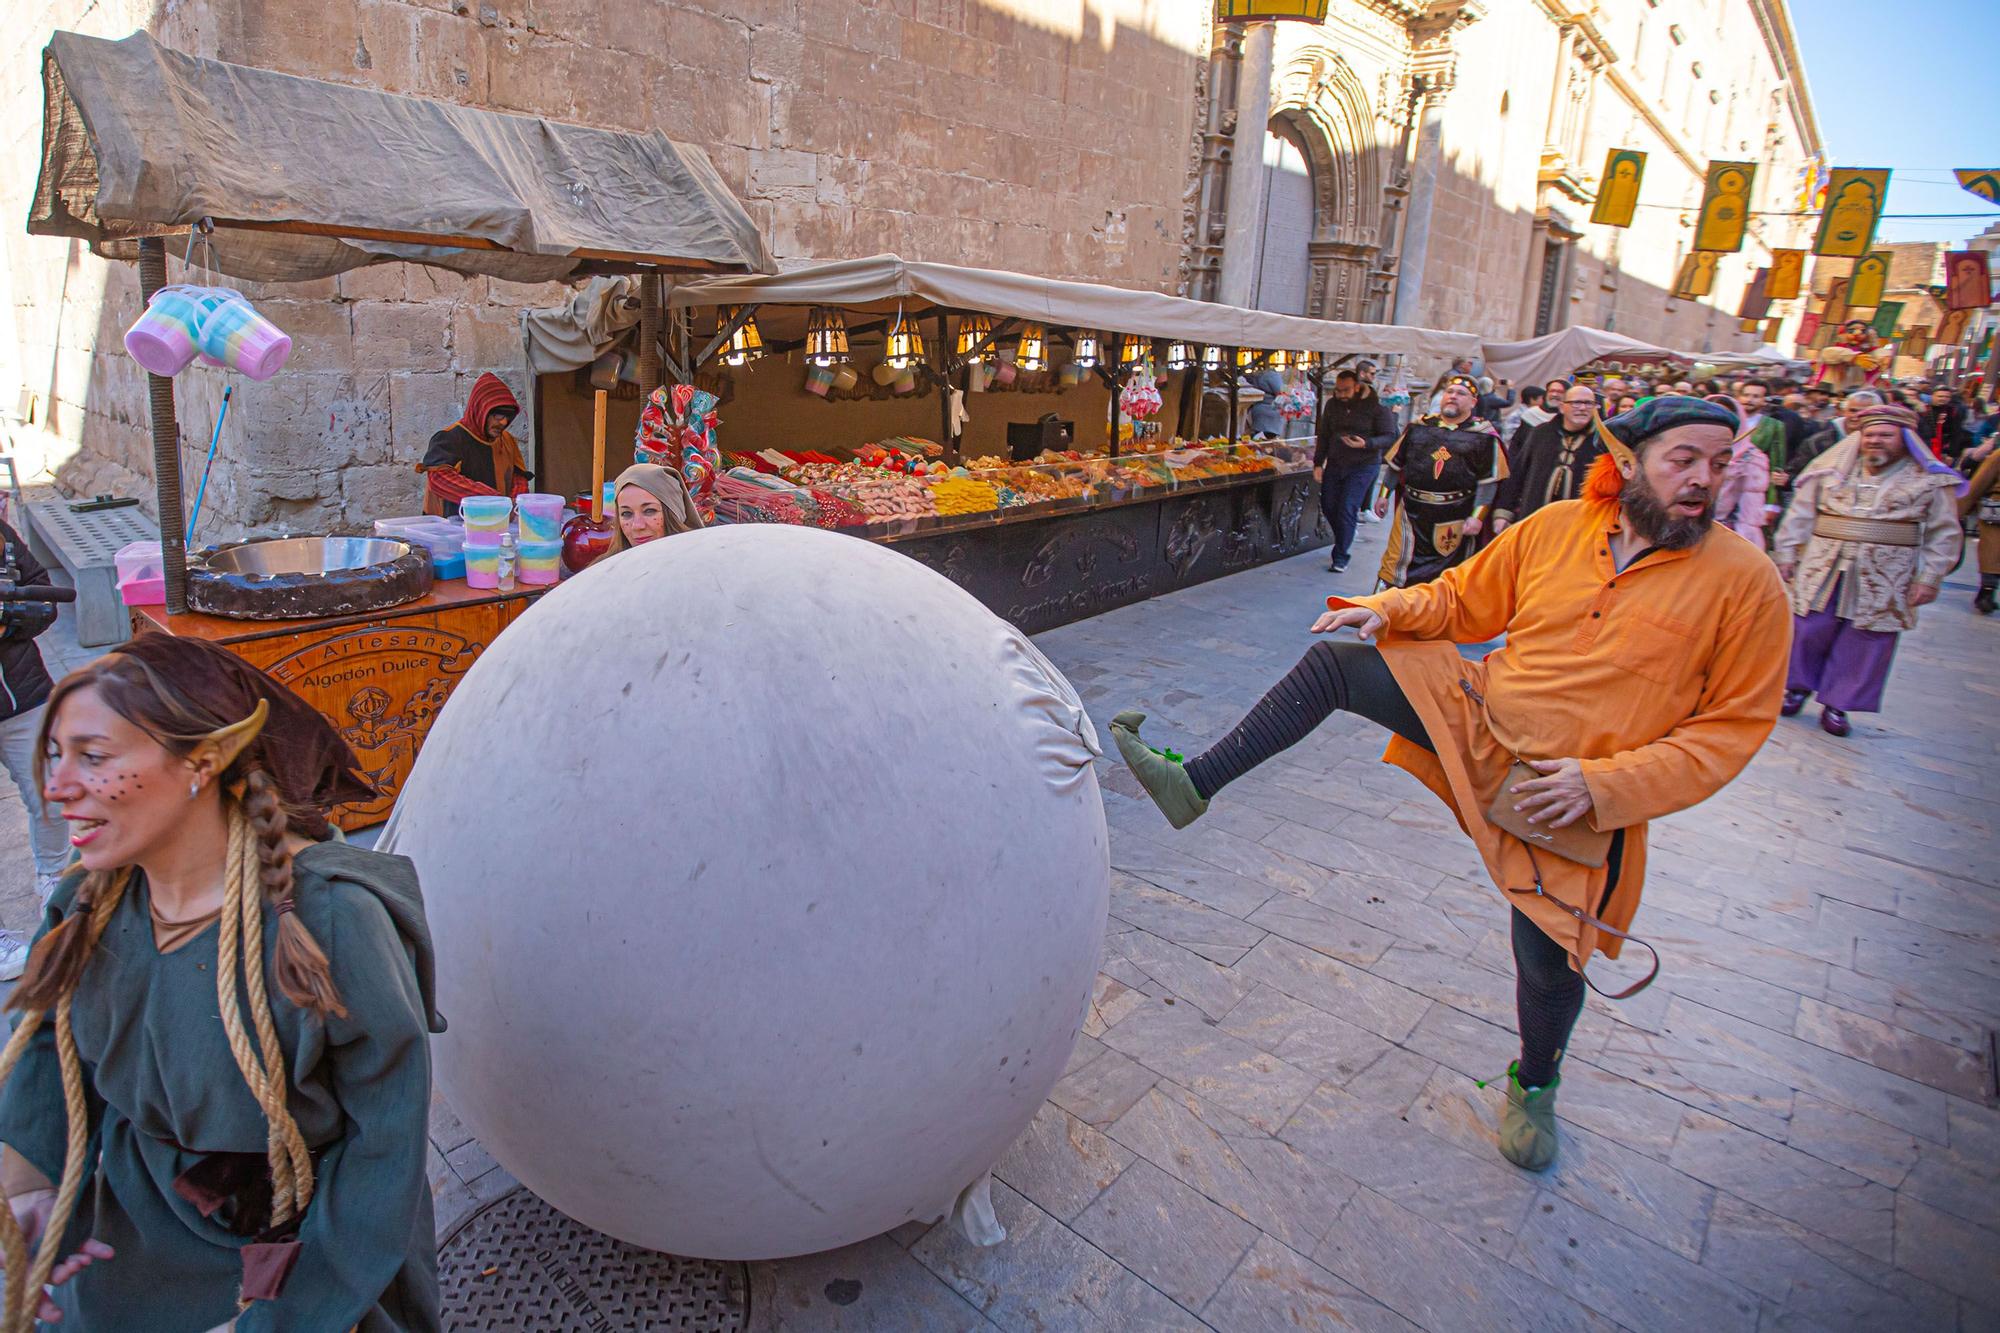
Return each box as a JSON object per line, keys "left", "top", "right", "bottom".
{"left": 417, "top": 373, "right": 532, "bottom": 516}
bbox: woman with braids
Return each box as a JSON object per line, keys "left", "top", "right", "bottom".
{"left": 0, "top": 634, "right": 443, "bottom": 1330}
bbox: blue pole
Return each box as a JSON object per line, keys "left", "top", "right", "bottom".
{"left": 186, "top": 384, "right": 231, "bottom": 545}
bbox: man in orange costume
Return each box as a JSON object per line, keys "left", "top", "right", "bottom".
{"left": 1111, "top": 397, "right": 1791, "bottom": 1173}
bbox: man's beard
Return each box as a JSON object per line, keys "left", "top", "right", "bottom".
{"left": 1621, "top": 471, "right": 1714, "bottom": 550}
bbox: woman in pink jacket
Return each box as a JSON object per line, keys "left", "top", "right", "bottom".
{"left": 1709, "top": 393, "right": 1772, "bottom": 544}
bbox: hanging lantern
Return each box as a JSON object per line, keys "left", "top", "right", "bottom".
{"left": 805, "top": 307, "right": 851, "bottom": 367}
{"left": 1016, "top": 323, "right": 1048, "bottom": 372}
{"left": 1235, "top": 347, "right": 1258, "bottom": 370}
{"left": 1200, "top": 345, "right": 1225, "bottom": 371}
{"left": 884, "top": 306, "right": 926, "bottom": 370}
{"left": 720, "top": 307, "right": 764, "bottom": 367}
{"left": 1268, "top": 349, "right": 1294, "bottom": 371}
{"left": 1298, "top": 350, "right": 1323, "bottom": 373}
{"left": 1166, "top": 342, "right": 1194, "bottom": 371}
{"left": 1071, "top": 330, "right": 1102, "bottom": 369}
{"left": 956, "top": 315, "right": 994, "bottom": 364}
{"left": 1119, "top": 333, "right": 1149, "bottom": 366}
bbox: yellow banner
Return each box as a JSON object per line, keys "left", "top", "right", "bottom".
{"left": 1762, "top": 317, "right": 1784, "bottom": 344}
{"left": 1955, "top": 168, "right": 2000, "bottom": 204}
{"left": 1767, "top": 249, "right": 1806, "bottom": 300}
{"left": 1589, "top": 149, "right": 1646, "bottom": 227}
{"left": 1693, "top": 161, "right": 1756, "bottom": 252}
{"left": 1674, "top": 251, "right": 1720, "bottom": 298}
{"left": 1812, "top": 168, "right": 1890, "bottom": 257}
{"left": 1216, "top": 0, "right": 1329, "bottom": 19}
{"left": 1937, "top": 307, "right": 1972, "bottom": 346}
{"left": 1847, "top": 252, "right": 1891, "bottom": 307}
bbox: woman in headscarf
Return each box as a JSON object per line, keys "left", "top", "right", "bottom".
{"left": 417, "top": 372, "right": 532, "bottom": 517}
{"left": 606, "top": 463, "right": 703, "bottom": 557}
{"left": 0, "top": 634, "right": 442, "bottom": 1331}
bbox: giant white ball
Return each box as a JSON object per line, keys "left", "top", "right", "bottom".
{"left": 385, "top": 526, "right": 1109, "bottom": 1259}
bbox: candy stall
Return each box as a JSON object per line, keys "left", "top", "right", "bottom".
{"left": 34, "top": 29, "right": 773, "bottom": 826}
{"left": 531, "top": 255, "right": 1476, "bottom": 632}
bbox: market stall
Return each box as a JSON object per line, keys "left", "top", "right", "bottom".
{"left": 33, "top": 28, "right": 774, "bottom": 825}
{"left": 529, "top": 255, "right": 1476, "bottom": 631}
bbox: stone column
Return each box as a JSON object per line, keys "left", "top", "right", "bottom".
{"left": 1216, "top": 21, "right": 1276, "bottom": 310}
{"left": 1390, "top": 90, "right": 1447, "bottom": 328}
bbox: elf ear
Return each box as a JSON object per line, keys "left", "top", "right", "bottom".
{"left": 1593, "top": 415, "right": 1638, "bottom": 479}
{"left": 186, "top": 699, "right": 269, "bottom": 782}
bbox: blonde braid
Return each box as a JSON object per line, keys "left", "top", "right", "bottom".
{"left": 213, "top": 806, "right": 314, "bottom": 1229}
{"left": 0, "top": 872, "right": 130, "bottom": 1333}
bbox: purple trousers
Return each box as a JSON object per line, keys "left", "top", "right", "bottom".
{"left": 1789, "top": 577, "right": 1900, "bottom": 713}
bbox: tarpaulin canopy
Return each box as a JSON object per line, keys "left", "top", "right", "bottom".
{"left": 30, "top": 30, "right": 775, "bottom": 284}
{"left": 668, "top": 254, "right": 1479, "bottom": 361}
{"left": 1480, "top": 326, "right": 1697, "bottom": 386}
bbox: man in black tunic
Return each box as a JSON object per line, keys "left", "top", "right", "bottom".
{"left": 1374, "top": 374, "right": 1506, "bottom": 587}
{"left": 1490, "top": 382, "right": 1603, "bottom": 535}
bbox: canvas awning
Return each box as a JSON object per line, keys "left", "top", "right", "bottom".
{"left": 30, "top": 30, "right": 775, "bottom": 283}
{"left": 667, "top": 254, "right": 1478, "bottom": 361}
{"left": 1480, "top": 326, "right": 1699, "bottom": 386}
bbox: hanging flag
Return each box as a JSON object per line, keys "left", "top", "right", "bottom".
{"left": 1944, "top": 250, "right": 1993, "bottom": 310}
{"left": 1693, "top": 161, "right": 1756, "bottom": 252}
{"left": 1762, "top": 316, "right": 1784, "bottom": 344}
{"left": 1936, "top": 307, "right": 1972, "bottom": 347}
{"left": 1812, "top": 168, "right": 1891, "bottom": 257}
{"left": 1674, "top": 251, "right": 1720, "bottom": 298}
{"left": 1797, "top": 312, "right": 1821, "bottom": 347}
{"left": 1215, "top": 0, "right": 1329, "bottom": 18}
{"left": 1954, "top": 169, "right": 2000, "bottom": 204}
{"left": 1590, "top": 149, "right": 1646, "bottom": 227}
{"left": 1767, "top": 249, "right": 1806, "bottom": 299}
{"left": 1737, "top": 268, "right": 1773, "bottom": 320}
{"left": 1847, "top": 252, "right": 1891, "bottom": 308}
{"left": 1869, "top": 301, "right": 1904, "bottom": 339}
{"left": 1822, "top": 277, "right": 1851, "bottom": 329}
{"left": 1901, "top": 326, "right": 1931, "bottom": 358}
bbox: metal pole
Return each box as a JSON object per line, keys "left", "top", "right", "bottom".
{"left": 934, "top": 314, "right": 958, "bottom": 464}
{"left": 138, "top": 238, "right": 190, "bottom": 615}
{"left": 1227, "top": 362, "right": 1241, "bottom": 446}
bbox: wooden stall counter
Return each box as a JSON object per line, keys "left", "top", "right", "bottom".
{"left": 131, "top": 580, "right": 542, "bottom": 830}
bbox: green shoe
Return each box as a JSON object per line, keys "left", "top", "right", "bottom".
{"left": 1498, "top": 1061, "right": 1561, "bottom": 1172}
{"left": 1108, "top": 711, "right": 1209, "bottom": 830}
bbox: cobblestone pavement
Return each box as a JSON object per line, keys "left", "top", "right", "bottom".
{"left": 5, "top": 524, "right": 1995, "bottom": 1332}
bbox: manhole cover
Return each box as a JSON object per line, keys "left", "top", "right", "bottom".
{"left": 438, "top": 1187, "right": 748, "bottom": 1331}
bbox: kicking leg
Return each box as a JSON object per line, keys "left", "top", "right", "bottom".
{"left": 1111, "top": 640, "right": 1427, "bottom": 828}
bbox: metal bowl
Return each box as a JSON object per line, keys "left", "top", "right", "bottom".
{"left": 188, "top": 536, "right": 435, "bottom": 621}
{"left": 199, "top": 536, "right": 411, "bottom": 578}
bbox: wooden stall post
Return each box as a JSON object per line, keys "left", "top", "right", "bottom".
{"left": 138, "top": 237, "right": 192, "bottom": 615}
{"left": 934, "top": 313, "right": 958, "bottom": 464}
{"left": 1227, "top": 356, "right": 1241, "bottom": 446}
{"left": 591, "top": 389, "right": 608, "bottom": 521}
{"left": 638, "top": 274, "right": 663, "bottom": 397}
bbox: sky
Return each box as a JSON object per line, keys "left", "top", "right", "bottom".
{"left": 1789, "top": 0, "right": 1998, "bottom": 246}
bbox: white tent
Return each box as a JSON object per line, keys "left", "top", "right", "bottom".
{"left": 1480, "top": 326, "right": 1690, "bottom": 386}
{"left": 669, "top": 254, "right": 1479, "bottom": 362}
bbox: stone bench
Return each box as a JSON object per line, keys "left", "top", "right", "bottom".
{"left": 22, "top": 500, "right": 158, "bottom": 648}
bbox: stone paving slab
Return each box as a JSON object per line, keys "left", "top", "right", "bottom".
{"left": 9, "top": 526, "right": 1998, "bottom": 1331}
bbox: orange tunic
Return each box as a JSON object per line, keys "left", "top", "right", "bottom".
{"left": 1331, "top": 495, "right": 1791, "bottom": 966}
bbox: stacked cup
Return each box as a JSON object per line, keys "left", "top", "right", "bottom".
{"left": 123, "top": 286, "right": 211, "bottom": 376}
{"left": 514, "top": 493, "right": 565, "bottom": 585}
{"left": 459, "top": 496, "right": 514, "bottom": 589}
{"left": 196, "top": 290, "right": 293, "bottom": 381}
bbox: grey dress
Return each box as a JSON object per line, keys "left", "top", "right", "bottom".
{"left": 0, "top": 842, "right": 444, "bottom": 1332}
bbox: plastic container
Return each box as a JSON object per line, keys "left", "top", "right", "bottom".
{"left": 496, "top": 534, "right": 518, "bottom": 592}
{"left": 432, "top": 552, "right": 466, "bottom": 580}
{"left": 459, "top": 495, "right": 514, "bottom": 532}
{"left": 463, "top": 542, "right": 501, "bottom": 589}
{"left": 194, "top": 291, "right": 293, "bottom": 381}
{"left": 123, "top": 286, "right": 207, "bottom": 376}
{"left": 516, "top": 493, "right": 565, "bottom": 544}
{"left": 116, "top": 540, "right": 166, "bottom": 606}
{"left": 516, "top": 538, "right": 562, "bottom": 585}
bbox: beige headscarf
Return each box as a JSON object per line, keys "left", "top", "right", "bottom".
{"left": 607, "top": 463, "right": 702, "bottom": 555}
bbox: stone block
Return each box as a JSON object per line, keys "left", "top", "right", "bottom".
{"left": 341, "top": 463, "right": 426, "bottom": 521}
{"left": 1670, "top": 1109, "right": 1895, "bottom": 1261}
{"left": 1202, "top": 1235, "right": 1420, "bottom": 1333}
{"left": 1512, "top": 1192, "right": 1760, "bottom": 1333}
{"left": 993, "top": 1101, "right": 1134, "bottom": 1223}
{"left": 1070, "top": 1159, "right": 1258, "bottom": 1313}
{"left": 748, "top": 1235, "right": 988, "bottom": 1331}
{"left": 450, "top": 304, "right": 523, "bottom": 376}
{"left": 352, "top": 303, "right": 453, "bottom": 373}
{"left": 389, "top": 371, "right": 464, "bottom": 465}
{"left": 1098, "top": 1000, "right": 1319, "bottom": 1135}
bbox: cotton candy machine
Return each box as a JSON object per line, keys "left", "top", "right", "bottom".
{"left": 187, "top": 536, "right": 433, "bottom": 620}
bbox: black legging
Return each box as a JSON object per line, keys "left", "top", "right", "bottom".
{"left": 1185, "top": 639, "right": 1609, "bottom": 1087}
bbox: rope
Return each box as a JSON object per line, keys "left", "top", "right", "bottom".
{"left": 0, "top": 870, "right": 129, "bottom": 1333}
{"left": 213, "top": 806, "right": 314, "bottom": 1229}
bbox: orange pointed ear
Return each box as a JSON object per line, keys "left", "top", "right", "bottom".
{"left": 1593, "top": 415, "right": 1638, "bottom": 478}
{"left": 187, "top": 699, "right": 269, "bottom": 782}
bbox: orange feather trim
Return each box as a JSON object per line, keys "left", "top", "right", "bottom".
{"left": 1583, "top": 452, "right": 1625, "bottom": 502}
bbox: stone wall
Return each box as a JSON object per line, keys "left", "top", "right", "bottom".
{"left": 2, "top": 0, "right": 1212, "bottom": 533}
